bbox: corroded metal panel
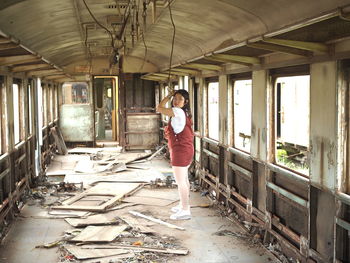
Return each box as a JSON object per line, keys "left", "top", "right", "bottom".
{"left": 59, "top": 104, "right": 94, "bottom": 142}
{"left": 310, "top": 61, "right": 337, "bottom": 190}
{"left": 126, "top": 113, "right": 160, "bottom": 149}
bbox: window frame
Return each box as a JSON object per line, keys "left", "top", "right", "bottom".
{"left": 206, "top": 78, "right": 219, "bottom": 141}
{"left": 270, "top": 71, "right": 311, "bottom": 177}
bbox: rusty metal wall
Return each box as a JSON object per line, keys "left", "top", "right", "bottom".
{"left": 59, "top": 104, "right": 94, "bottom": 142}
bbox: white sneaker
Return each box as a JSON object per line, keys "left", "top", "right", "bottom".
{"left": 170, "top": 209, "right": 191, "bottom": 220}
{"left": 171, "top": 204, "right": 181, "bottom": 213}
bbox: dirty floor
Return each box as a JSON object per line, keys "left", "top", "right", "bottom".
{"left": 0, "top": 154, "right": 279, "bottom": 263}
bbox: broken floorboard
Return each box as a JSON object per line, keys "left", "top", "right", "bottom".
{"left": 64, "top": 245, "right": 130, "bottom": 260}
{"left": 70, "top": 225, "right": 128, "bottom": 243}
{"left": 52, "top": 182, "right": 143, "bottom": 212}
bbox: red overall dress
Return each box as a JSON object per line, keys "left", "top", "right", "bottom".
{"left": 166, "top": 113, "right": 194, "bottom": 167}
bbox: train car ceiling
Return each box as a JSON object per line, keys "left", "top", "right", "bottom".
{"left": 0, "top": 0, "right": 350, "bottom": 79}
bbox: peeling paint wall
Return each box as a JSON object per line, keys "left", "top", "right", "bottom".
{"left": 310, "top": 61, "right": 337, "bottom": 190}
{"left": 251, "top": 70, "right": 268, "bottom": 161}
{"left": 59, "top": 104, "right": 94, "bottom": 142}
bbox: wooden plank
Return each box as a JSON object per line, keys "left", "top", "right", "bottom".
{"left": 210, "top": 54, "right": 260, "bottom": 64}
{"left": 183, "top": 63, "right": 221, "bottom": 71}
{"left": 0, "top": 55, "right": 40, "bottom": 66}
{"left": 43, "top": 74, "right": 67, "bottom": 80}
{"left": 263, "top": 38, "right": 328, "bottom": 52}
{"left": 11, "top": 63, "right": 50, "bottom": 72}
{"left": 65, "top": 213, "right": 119, "bottom": 227}
{"left": 119, "top": 214, "right": 155, "bottom": 233}
{"left": 80, "top": 244, "right": 189, "bottom": 255}
{"left": 27, "top": 69, "right": 61, "bottom": 76}
{"left": 129, "top": 210, "right": 185, "bottom": 231}
{"left": 80, "top": 253, "right": 135, "bottom": 263}
{"left": 171, "top": 68, "right": 199, "bottom": 74}
{"left": 52, "top": 182, "right": 142, "bottom": 211}
{"left": 50, "top": 127, "right": 68, "bottom": 155}
{"left": 247, "top": 42, "right": 312, "bottom": 57}
{"left": 0, "top": 43, "right": 19, "bottom": 51}
{"left": 65, "top": 245, "right": 129, "bottom": 259}
{"left": 71, "top": 225, "right": 128, "bottom": 242}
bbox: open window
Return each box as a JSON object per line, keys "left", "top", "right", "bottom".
{"left": 274, "top": 75, "right": 310, "bottom": 175}
{"left": 0, "top": 76, "right": 6, "bottom": 153}
{"left": 13, "top": 79, "right": 24, "bottom": 145}
{"left": 207, "top": 80, "right": 219, "bottom": 141}
{"left": 233, "top": 79, "right": 252, "bottom": 152}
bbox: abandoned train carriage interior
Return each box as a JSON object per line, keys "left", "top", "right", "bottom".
{"left": 1, "top": 0, "right": 350, "bottom": 262}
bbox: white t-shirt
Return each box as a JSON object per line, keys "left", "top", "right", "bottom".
{"left": 171, "top": 107, "right": 186, "bottom": 134}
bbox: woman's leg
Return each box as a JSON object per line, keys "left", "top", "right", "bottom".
{"left": 172, "top": 165, "right": 190, "bottom": 211}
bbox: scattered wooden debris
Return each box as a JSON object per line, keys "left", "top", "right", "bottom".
{"left": 119, "top": 215, "right": 155, "bottom": 233}
{"left": 80, "top": 244, "right": 189, "bottom": 255}
{"left": 129, "top": 210, "right": 185, "bottom": 231}
{"left": 64, "top": 245, "right": 129, "bottom": 260}
{"left": 65, "top": 213, "right": 119, "bottom": 227}
{"left": 70, "top": 225, "right": 128, "bottom": 243}
{"left": 146, "top": 145, "right": 166, "bottom": 161}
{"left": 52, "top": 182, "right": 142, "bottom": 212}
{"left": 51, "top": 126, "right": 68, "bottom": 155}
{"left": 79, "top": 253, "right": 135, "bottom": 263}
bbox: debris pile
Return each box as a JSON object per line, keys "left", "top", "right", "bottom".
{"left": 32, "top": 147, "right": 190, "bottom": 262}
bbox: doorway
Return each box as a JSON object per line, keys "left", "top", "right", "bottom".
{"left": 94, "top": 76, "right": 118, "bottom": 142}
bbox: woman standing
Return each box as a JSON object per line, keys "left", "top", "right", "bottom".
{"left": 156, "top": 89, "right": 194, "bottom": 220}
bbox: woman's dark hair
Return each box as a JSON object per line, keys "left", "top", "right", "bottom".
{"left": 173, "top": 89, "right": 192, "bottom": 118}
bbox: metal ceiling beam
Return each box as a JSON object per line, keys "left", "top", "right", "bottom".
{"left": 27, "top": 69, "right": 61, "bottom": 76}
{"left": 171, "top": 68, "right": 199, "bottom": 75}
{"left": 151, "top": 73, "right": 177, "bottom": 78}
{"left": 0, "top": 37, "right": 11, "bottom": 44}
{"left": 182, "top": 63, "right": 222, "bottom": 71}
{"left": 141, "top": 75, "right": 166, "bottom": 81}
{"left": 0, "top": 55, "right": 41, "bottom": 66}
{"left": 11, "top": 63, "right": 51, "bottom": 72}
{"left": 247, "top": 42, "right": 313, "bottom": 57}
{"left": 262, "top": 38, "right": 329, "bottom": 53}
{"left": 204, "top": 56, "right": 250, "bottom": 66}
{"left": 44, "top": 74, "right": 67, "bottom": 80}
{"left": 164, "top": 71, "right": 188, "bottom": 76}
{"left": 211, "top": 54, "right": 260, "bottom": 64}
{"left": 0, "top": 43, "right": 19, "bottom": 51}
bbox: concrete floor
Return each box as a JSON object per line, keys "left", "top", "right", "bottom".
{"left": 0, "top": 156, "right": 279, "bottom": 263}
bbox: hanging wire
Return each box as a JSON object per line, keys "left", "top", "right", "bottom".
{"left": 139, "top": 30, "right": 148, "bottom": 72}
{"left": 82, "top": 0, "right": 115, "bottom": 49}
{"left": 167, "top": 0, "right": 176, "bottom": 92}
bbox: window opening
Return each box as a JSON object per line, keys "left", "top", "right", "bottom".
{"left": 13, "top": 82, "right": 20, "bottom": 144}
{"left": 62, "top": 82, "right": 89, "bottom": 104}
{"left": 275, "top": 75, "right": 310, "bottom": 175}
{"left": 193, "top": 82, "right": 199, "bottom": 131}
{"left": 208, "top": 82, "right": 219, "bottom": 141}
{"left": 233, "top": 79, "right": 252, "bottom": 152}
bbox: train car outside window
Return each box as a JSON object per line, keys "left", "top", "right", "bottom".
{"left": 193, "top": 81, "right": 199, "bottom": 131}
{"left": 62, "top": 82, "right": 89, "bottom": 104}
{"left": 207, "top": 81, "right": 219, "bottom": 141}
{"left": 27, "top": 81, "right": 33, "bottom": 135}
{"left": 52, "top": 85, "right": 57, "bottom": 121}
{"left": 233, "top": 79, "right": 252, "bottom": 152}
{"left": 184, "top": 76, "right": 189, "bottom": 91}
{"left": 13, "top": 80, "right": 24, "bottom": 144}
{"left": 42, "top": 84, "right": 47, "bottom": 128}
{"left": 275, "top": 75, "right": 310, "bottom": 175}
{"left": 0, "top": 76, "right": 6, "bottom": 153}
{"left": 48, "top": 85, "right": 53, "bottom": 124}
{"left": 164, "top": 86, "right": 170, "bottom": 122}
